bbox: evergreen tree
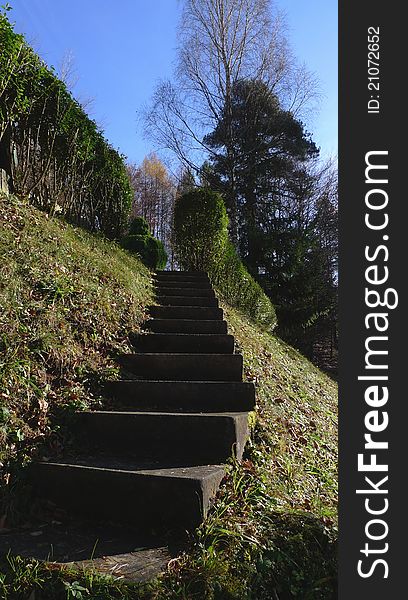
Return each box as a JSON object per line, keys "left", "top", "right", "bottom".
{"left": 204, "top": 78, "right": 318, "bottom": 274}
{"left": 204, "top": 79, "right": 337, "bottom": 362}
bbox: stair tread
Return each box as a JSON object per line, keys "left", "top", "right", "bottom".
{"left": 154, "top": 272, "right": 208, "bottom": 278}
{"left": 143, "top": 319, "right": 228, "bottom": 334}
{"left": 118, "top": 353, "right": 243, "bottom": 381}
{"left": 155, "top": 270, "right": 207, "bottom": 274}
{"left": 136, "top": 332, "right": 232, "bottom": 337}
{"left": 149, "top": 307, "right": 222, "bottom": 312}
{"left": 106, "top": 378, "right": 253, "bottom": 385}
{"left": 156, "top": 296, "right": 219, "bottom": 306}
{"left": 132, "top": 332, "right": 233, "bottom": 348}
{"left": 153, "top": 281, "right": 212, "bottom": 289}
{"left": 146, "top": 319, "right": 223, "bottom": 323}
{"left": 36, "top": 459, "right": 225, "bottom": 480}
{"left": 78, "top": 410, "right": 248, "bottom": 418}
{"left": 155, "top": 287, "right": 213, "bottom": 291}
{"left": 102, "top": 379, "right": 256, "bottom": 413}
{"left": 120, "top": 353, "right": 240, "bottom": 357}
{"left": 148, "top": 306, "right": 223, "bottom": 317}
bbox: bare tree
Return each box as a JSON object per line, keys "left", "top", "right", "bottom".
{"left": 145, "top": 0, "right": 317, "bottom": 158}
{"left": 145, "top": 0, "right": 318, "bottom": 238}
{"left": 58, "top": 50, "right": 78, "bottom": 90}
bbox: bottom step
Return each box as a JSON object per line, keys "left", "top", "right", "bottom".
{"left": 31, "top": 461, "right": 225, "bottom": 530}
{"left": 0, "top": 520, "right": 171, "bottom": 581}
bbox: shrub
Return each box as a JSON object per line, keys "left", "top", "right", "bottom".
{"left": 121, "top": 218, "right": 167, "bottom": 269}
{"left": 128, "top": 216, "right": 150, "bottom": 236}
{"left": 173, "top": 188, "right": 229, "bottom": 270}
{"left": 213, "top": 241, "right": 277, "bottom": 329}
{"left": 173, "top": 189, "right": 277, "bottom": 330}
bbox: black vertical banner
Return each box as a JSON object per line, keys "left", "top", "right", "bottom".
{"left": 339, "top": 1, "right": 406, "bottom": 598}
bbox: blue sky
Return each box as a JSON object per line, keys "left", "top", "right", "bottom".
{"left": 8, "top": 0, "right": 337, "bottom": 164}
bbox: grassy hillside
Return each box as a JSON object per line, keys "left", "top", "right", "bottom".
{"left": 0, "top": 193, "right": 153, "bottom": 519}
{"left": 0, "top": 194, "right": 337, "bottom": 599}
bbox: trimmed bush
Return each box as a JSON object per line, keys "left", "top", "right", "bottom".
{"left": 173, "top": 189, "right": 277, "bottom": 330}
{"left": 128, "top": 216, "right": 150, "bottom": 236}
{"left": 173, "top": 188, "right": 229, "bottom": 271}
{"left": 122, "top": 217, "right": 167, "bottom": 269}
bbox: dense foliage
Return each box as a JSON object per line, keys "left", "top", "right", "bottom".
{"left": 121, "top": 216, "right": 167, "bottom": 269}
{"left": 0, "top": 8, "right": 132, "bottom": 238}
{"left": 174, "top": 188, "right": 277, "bottom": 329}
{"left": 212, "top": 240, "right": 277, "bottom": 330}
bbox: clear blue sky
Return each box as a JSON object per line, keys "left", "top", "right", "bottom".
{"left": 8, "top": 0, "right": 337, "bottom": 164}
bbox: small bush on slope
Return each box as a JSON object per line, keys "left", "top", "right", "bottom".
{"left": 122, "top": 217, "right": 167, "bottom": 270}
{"left": 0, "top": 194, "right": 153, "bottom": 522}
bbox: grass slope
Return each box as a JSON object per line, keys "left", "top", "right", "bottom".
{"left": 149, "top": 307, "right": 338, "bottom": 599}
{"left": 0, "top": 194, "right": 153, "bottom": 521}
{"left": 0, "top": 194, "right": 337, "bottom": 599}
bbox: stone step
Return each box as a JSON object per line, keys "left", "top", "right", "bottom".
{"left": 26, "top": 270, "right": 254, "bottom": 538}
{"left": 154, "top": 286, "right": 216, "bottom": 297}
{"left": 32, "top": 461, "right": 225, "bottom": 529}
{"left": 118, "top": 353, "right": 243, "bottom": 381}
{"left": 157, "top": 295, "right": 218, "bottom": 307}
{"left": 73, "top": 411, "right": 248, "bottom": 464}
{"left": 148, "top": 306, "right": 223, "bottom": 320}
{"left": 130, "top": 333, "right": 235, "bottom": 354}
{"left": 143, "top": 319, "right": 228, "bottom": 334}
{"left": 155, "top": 270, "right": 209, "bottom": 279}
{"left": 0, "top": 521, "right": 171, "bottom": 573}
{"left": 104, "top": 380, "right": 256, "bottom": 413}
{"left": 153, "top": 279, "right": 212, "bottom": 289}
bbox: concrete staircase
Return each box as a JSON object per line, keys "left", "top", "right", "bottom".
{"left": 32, "top": 271, "right": 255, "bottom": 531}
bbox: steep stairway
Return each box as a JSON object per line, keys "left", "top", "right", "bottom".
{"left": 32, "top": 271, "right": 255, "bottom": 531}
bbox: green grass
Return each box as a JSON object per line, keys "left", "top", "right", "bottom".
{"left": 0, "top": 194, "right": 337, "bottom": 599}
{"left": 0, "top": 193, "right": 153, "bottom": 523}
{"left": 224, "top": 305, "right": 337, "bottom": 522}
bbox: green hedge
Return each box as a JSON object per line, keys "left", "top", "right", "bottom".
{"left": 0, "top": 8, "right": 131, "bottom": 238}
{"left": 173, "top": 188, "right": 228, "bottom": 270}
{"left": 128, "top": 217, "right": 150, "bottom": 236}
{"left": 173, "top": 189, "right": 277, "bottom": 330}
{"left": 212, "top": 241, "right": 277, "bottom": 329}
